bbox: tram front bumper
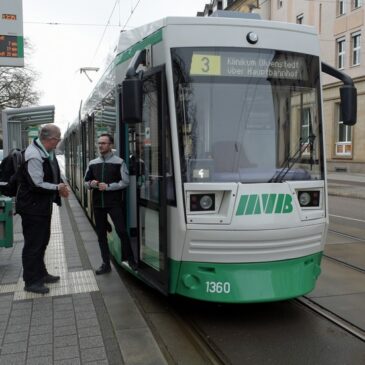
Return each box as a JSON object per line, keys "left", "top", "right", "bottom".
{"left": 172, "top": 253, "right": 322, "bottom": 303}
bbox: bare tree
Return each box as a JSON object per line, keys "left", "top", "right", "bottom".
{"left": 0, "top": 66, "right": 40, "bottom": 109}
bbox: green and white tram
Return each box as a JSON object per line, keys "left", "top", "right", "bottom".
{"left": 64, "top": 13, "right": 357, "bottom": 303}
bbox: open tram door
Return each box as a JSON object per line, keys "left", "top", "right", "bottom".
{"left": 122, "top": 63, "right": 169, "bottom": 294}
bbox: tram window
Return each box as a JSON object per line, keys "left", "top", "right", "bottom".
{"left": 139, "top": 73, "right": 176, "bottom": 205}
{"left": 172, "top": 47, "right": 324, "bottom": 183}
{"left": 165, "top": 123, "right": 176, "bottom": 205}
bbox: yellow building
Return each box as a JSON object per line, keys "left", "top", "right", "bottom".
{"left": 198, "top": 0, "right": 365, "bottom": 172}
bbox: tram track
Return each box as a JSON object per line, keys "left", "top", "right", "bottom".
{"left": 323, "top": 253, "right": 365, "bottom": 274}
{"left": 120, "top": 264, "right": 365, "bottom": 365}
{"left": 328, "top": 228, "right": 365, "bottom": 242}
{"left": 113, "top": 217, "right": 365, "bottom": 364}
{"left": 295, "top": 223, "right": 365, "bottom": 343}
{"left": 171, "top": 295, "right": 365, "bottom": 364}
{"left": 115, "top": 265, "right": 228, "bottom": 365}
{"left": 325, "top": 227, "right": 365, "bottom": 273}
{"left": 166, "top": 306, "right": 230, "bottom": 365}
{"left": 297, "top": 296, "right": 365, "bottom": 342}
{"left": 164, "top": 295, "right": 365, "bottom": 364}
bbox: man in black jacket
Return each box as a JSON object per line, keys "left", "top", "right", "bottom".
{"left": 84, "top": 133, "right": 135, "bottom": 274}
{"left": 16, "top": 124, "right": 69, "bottom": 294}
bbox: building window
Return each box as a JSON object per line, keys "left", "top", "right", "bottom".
{"left": 301, "top": 108, "right": 311, "bottom": 141}
{"left": 336, "top": 104, "right": 352, "bottom": 156}
{"left": 353, "top": 0, "right": 362, "bottom": 9}
{"left": 300, "top": 107, "right": 312, "bottom": 155}
{"left": 338, "top": 0, "right": 346, "bottom": 15}
{"left": 337, "top": 38, "right": 345, "bottom": 69}
{"left": 351, "top": 32, "right": 361, "bottom": 66}
{"left": 296, "top": 14, "right": 304, "bottom": 24}
{"left": 278, "top": 0, "right": 283, "bottom": 9}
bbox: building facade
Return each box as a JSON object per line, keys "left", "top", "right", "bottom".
{"left": 199, "top": 0, "right": 365, "bottom": 172}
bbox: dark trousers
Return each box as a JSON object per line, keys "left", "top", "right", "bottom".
{"left": 21, "top": 213, "right": 52, "bottom": 285}
{"left": 94, "top": 206, "right": 133, "bottom": 265}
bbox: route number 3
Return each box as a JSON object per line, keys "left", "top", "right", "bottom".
{"left": 201, "top": 57, "right": 210, "bottom": 73}
{"left": 190, "top": 54, "right": 221, "bottom": 76}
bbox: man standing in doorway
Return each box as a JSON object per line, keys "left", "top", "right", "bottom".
{"left": 84, "top": 133, "right": 135, "bottom": 274}
{"left": 16, "top": 124, "right": 69, "bottom": 294}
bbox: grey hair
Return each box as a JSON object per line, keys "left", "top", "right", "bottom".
{"left": 39, "top": 124, "right": 61, "bottom": 140}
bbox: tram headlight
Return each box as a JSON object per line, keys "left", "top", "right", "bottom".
{"left": 298, "top": 190, "right": 320, "bottom": 207}
{"left": 200, "top": 195, "right": 213, "bottom": 210}
{"left": 299, "top": 192, "right": 311, "bottom": 206}
{"left": 190, "top": 193, "right": 215, "bottom": 212}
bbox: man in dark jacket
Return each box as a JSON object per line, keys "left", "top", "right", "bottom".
{"left": 16, "top": 124, "right": 69, "bottom": 294}
{"left": 84, "top": 133, "right": 135, "bottom": 274}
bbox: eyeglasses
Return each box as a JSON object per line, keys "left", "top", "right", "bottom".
{"left": 98, "top": 142, "right": 111, "bottom": 145}
{"left": 51, "top": 137, "right": 62, "bottom": 142}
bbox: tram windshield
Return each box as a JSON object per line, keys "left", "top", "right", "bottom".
{"left": 172, "top": 47, "right": 324, "bottom": 183}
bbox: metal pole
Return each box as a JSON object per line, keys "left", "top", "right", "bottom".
{"left": 2, "top": 109, "right": 8, "bottom": 156}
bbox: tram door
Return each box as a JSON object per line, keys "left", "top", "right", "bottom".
{"left": 135, "top": 67, "right": 169, "bottom": 294}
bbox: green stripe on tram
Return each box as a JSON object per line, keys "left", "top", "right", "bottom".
{"left": 115, "top": 29, "right": 163, "bottom": 66}
{"left": 170, "top": 253, "right": 322, "bottom": 303}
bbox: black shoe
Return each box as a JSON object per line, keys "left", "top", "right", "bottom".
{"left": 24, "top": 281, "right": 50, "bottom": 294}
{"left": 42, "top": 274, "right": 60, "bottom": 283}
{"left": 95, "top": 263, "right": 111, "bottom": 275}
{"left": 128, "top": 259, "right": 138, "bottom": 271}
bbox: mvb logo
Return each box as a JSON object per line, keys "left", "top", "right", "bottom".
{"left": 236, "top": 194, "right": 293, "bottom": 216}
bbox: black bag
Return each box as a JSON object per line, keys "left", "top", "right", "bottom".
{"left": 0, "top": 148, "right": 24, "bottom": 197}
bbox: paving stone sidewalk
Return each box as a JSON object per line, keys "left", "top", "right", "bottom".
{"left": 0, "top": 193, "right": 166, "bottom": 365}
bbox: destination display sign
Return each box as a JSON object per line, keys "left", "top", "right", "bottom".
{"left": 190, "top": 52, "right": 308, "bottom": 80}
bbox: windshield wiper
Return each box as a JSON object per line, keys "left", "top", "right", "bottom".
{"left": 269, "top": 133, "right": 316, "bottom": 183}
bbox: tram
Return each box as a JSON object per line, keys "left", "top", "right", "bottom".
{"left": 63, "top": 13, "right": 357, "bottom": 303}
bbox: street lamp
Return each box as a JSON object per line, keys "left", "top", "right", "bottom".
{"left": 79, "top": 67, "right": 100, "bottom": 82}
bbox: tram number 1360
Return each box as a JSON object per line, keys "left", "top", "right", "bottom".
{"left": 205, "top": 281, "right": 231, "bottom": 294}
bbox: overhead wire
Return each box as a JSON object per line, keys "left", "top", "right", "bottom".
{"left": 121, "top": 0, "right": 143, "bottom": 32}
{"left": 90, "top": 0, "right": 121, "bottom": 65}
{"left": 24, "top": 21, "right": 122, "bottom": 27}
{"left": 89, "top": 0, "right": 143, "bottom": 65}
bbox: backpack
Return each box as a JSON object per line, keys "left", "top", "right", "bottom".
{"left": 0, "top": 148, "right": 25, "bottom": 197}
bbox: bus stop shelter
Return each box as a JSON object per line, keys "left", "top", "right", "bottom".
{"left": 2, "top": 105, "right": 55, "bottom": 156}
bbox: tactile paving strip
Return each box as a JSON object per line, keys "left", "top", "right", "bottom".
{"left": 0, "top": 206, "right": 99, "bottom": 300}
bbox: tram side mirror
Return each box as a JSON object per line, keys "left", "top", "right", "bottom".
{"left": 340, "top": 85, "right": 357, "bottom": 126}
{"left": 321, "top": 62, "right": 357, "bottom": 126}
{"left": 121, "top": 77, "right": 142, "bottom": 124}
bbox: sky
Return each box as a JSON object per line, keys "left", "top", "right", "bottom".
{"left": 22, "top": 0, "right": 209, "bottom": 133}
